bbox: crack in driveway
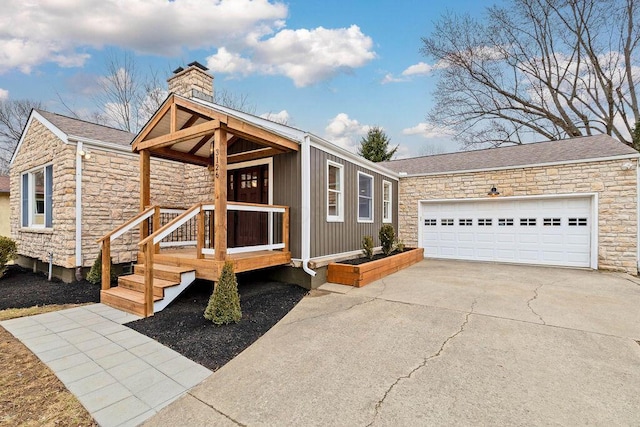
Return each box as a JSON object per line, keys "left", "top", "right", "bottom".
{"left": 366, "top": 300, "right": 477, "bottom": 426}
{"left": 526, "top": 283, "right": 546, "bottom": 325}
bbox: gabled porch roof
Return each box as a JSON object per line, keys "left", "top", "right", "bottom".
{"left": 131, "top": 94, "right": 300, "bottom": 166}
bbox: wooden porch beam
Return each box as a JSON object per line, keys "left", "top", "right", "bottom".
{"left": 132, "top": 95, "right": 175, "bottom": 151}
{"left": 170, "top": 103, "right": 177, "bottom": 134}
{"left": 135, "top": 119, "right": 220, "bottom": 151}
{"left": 188, "top": 134, "right": 212, "bottom": 155}
{"left": 140, "top": 150, "right": 150, "bottom": 239}
{"left": 228, "top": 147, "right": 283, "bottom": 164}
{"left": 179, "top": 112, "right": 201, "bottom": 130}
{"left": 213, "top": 126, "right": 228, "bottom": 262}
{"left": 151, "top": 147, "right": 210, "bottom": 166}
{"left": 175, "top": 96, "right": 228, "bottom": 121}
{"left": 226, "top": 116, "right": 299, "bottom": 152}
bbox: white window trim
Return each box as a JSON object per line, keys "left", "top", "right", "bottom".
{"left": 21, "top": 163, "right": 53, "bottom": 230}
{"left": 357, "top": 171, "right": 374, "bottom": 223}
{"left": 382, "top": 180, "right": 392, "bottom": 223}
{"left": 326, "top": 160, "right": 344, "bottom": 222}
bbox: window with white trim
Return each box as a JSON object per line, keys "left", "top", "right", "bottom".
{"left": 382, "top": 180, "right": 392, "bottom": 223}
{"left": 22, "top": 165, "right": 53, "bottom": 228}
{"left": 357, "top": 172, "right": 374, "bottom": 222}
{"left": 327, "top": 161, "right": 344, "bottom": 221}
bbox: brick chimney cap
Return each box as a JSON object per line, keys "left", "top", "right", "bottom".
{"left": 187, "top": 61, "right": 209, "bottom": 71}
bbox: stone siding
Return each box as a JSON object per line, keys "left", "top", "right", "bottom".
{"left": 398, "top": 159, "right": 638, "bottom": 274}
{"left": 10, "top": 117, "right": 199, "bottom": 269}
{"left": 10, "top": 120, "right": 76, "bottom": 268}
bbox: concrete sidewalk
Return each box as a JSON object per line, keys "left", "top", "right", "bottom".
{"left": 146, "top": 260, "right": 640, "bottom": 426}
{"left": 1, "top": 304, "right": 211, "bottom": 427}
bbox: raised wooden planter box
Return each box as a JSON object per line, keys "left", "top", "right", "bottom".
{"left": 327, "top": 248, "right": 424, "bottom": 287}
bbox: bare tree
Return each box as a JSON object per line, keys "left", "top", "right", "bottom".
{"left": 0, "top": 99, "right": 43, "bottom": 173}
{"left": 422, "top": 0, "right": 640, "bottom": 148}
{"left": 213, "top": 88, "right": 257, "bottom": 115}
{"left": 93, "top": 51, "right": 167, "bottom": 133}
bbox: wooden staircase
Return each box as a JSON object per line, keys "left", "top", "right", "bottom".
{"left": 101, "top": 263, "right": 196, "bottom": 316}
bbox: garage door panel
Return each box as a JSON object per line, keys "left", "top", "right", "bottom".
{"left": 420, "top": 197, "right": 592, "bottom": 268}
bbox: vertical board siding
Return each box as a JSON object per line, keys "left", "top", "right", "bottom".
{"left": 273, "top": 152, "right": 302, "bottom": 258}
{"left": 228, "top": 139, "right": 263, "bottom": 155}
{"left": 310, "top": 147, "right": 398, "bottom": 258}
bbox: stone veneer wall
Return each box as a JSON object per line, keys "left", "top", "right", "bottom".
{"left": 80, "top": 148, "right": 189, "bottom": 267}
{"left": 397, "top": 158, "right": 638, "bottom": 274}
{"left": 10, "top": 120, "right": 76, "bottom": 268}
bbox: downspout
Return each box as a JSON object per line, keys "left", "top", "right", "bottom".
{"left": 75, "top": 141, "right": 83, "bottom": 281}
{"left": 301, "top": 134, "right": 316, "bottom": 277}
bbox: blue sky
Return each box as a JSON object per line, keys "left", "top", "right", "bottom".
{"left": 0, "top": 0, "right": 489, "bottom": 158}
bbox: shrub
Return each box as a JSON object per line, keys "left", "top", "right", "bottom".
{"left": 362, "top": 235, "right": 374, "bottom": 259}
{"left": 204, "top": 261, "right": 242, "bottom": 325}
{"left": 0, "top": 236, "right": 16, "bottom": 278}
{"left": 379, "top": 224, "right": 395, "bottom": 256}
{"left": 394, "top": 239, "right": 405, "bottom": 253}
{"left": 86, "top": 250, "right": 117, "bottom": 285}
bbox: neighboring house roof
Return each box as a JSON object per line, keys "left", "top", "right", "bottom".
{"left": 383, "top": 135, "right": 639, "bottom": 176}
{"left": 35, "top": 110, "right": 134, "bottom": 146}
{"left": 0, "top": 176, "right": 9, "bottom": 193}
{"left": 10, "top": 109, "right": 136, "bottom": 166}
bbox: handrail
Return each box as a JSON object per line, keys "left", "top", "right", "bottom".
{"left": 139, "top": 202, "right": 202, "bottom": 247}
{"left": 96, "top": 205, "right": 157, "bottom": 243}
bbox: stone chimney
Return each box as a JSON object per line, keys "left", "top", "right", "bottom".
{"left": 167, "top": 61, "right": 214, "bottom": 102}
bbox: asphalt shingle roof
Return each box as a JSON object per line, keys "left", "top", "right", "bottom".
{"left": 383, "top": 135, "right": 638, "bottom": 175}
{"left": 36, "top": 110, "right": 135, "bottom": 146}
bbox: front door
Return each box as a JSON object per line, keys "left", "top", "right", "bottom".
{"left": 227, "top": 165, "right": 269, "bottom": 247}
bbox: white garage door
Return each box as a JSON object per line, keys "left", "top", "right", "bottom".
{"left": 420, "top": 197, "right": 593, "bottom": 268}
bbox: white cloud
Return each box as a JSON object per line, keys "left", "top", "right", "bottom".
{"left": 380, "top": 61, "right": 435, "bottom": 84}
{"left": 0, "top": 88, "right": 8, "bottom": 100}
{"left": 402, "top": 122, "right": 455, "bottom": 139}
{"left": 207, "top": 25, "right": 375, "bottom": 87}
{"left": 324, "top": 113, "right": 372, "bottom": 152}
{"left": 0, "top": 0, "right": 288, "bottom": 73}
{"left": 401, "top": 62, "right": 433, "bottom": 76}
{"left": 260, "top": 110, "right": 290, "bottom": 124}
{"left": 381, "top": 73, "right": 407, "bottom": 84}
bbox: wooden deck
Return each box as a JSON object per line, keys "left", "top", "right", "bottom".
{"left": 137, "top": 248, "right": 292, "bottom": 281}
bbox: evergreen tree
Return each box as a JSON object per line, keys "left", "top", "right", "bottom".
{"left": 357, "top": 126, "right": 398, "bottom": 162}
{"left": 204, "top": 261, "right": 242, "bottom": 325}
{"left": 86, "top": 250, "right": 117, "bottom": 285}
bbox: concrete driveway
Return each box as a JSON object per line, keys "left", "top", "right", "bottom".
{"left": 147, "top": 260, "right": 640, "bottom": 426}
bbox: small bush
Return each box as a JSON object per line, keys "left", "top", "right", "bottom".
{"left": 0, "top": 236, "right": 16, "bottom": 278}
{"left": 362, "top": 235, "right": 374, "bottom": 260}
{"left": 394, "top": 239, "right": 405, "bottom": 253}
{"left": 204, "top": 261, "right": 242, "bottom": 325}
{"left": 379, "top": 224, "right": 395, "bottom": 256}
{"left": 86, "top": 250, "right": 117, "bottom": 285}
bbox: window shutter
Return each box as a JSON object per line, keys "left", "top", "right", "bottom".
{"left": 21, "top": 173, "right": 28, "bottom": 227}
{"left": 45, "top": 165, "right": 53, "bottom": 227}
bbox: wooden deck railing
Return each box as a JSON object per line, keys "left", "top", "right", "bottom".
{"left": 134, "top": 201, "right": 289, "bottom": 316}
{"left": 97, "top": 205, "right": 158, "bottom": 293}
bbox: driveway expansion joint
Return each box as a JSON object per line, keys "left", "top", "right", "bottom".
{"left": 366, "top": 299, "right": 477, "bottom": 426}
{"left": 189, "top": 392, "right": 247, "bottom": 426}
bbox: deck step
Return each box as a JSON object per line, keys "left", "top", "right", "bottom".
{"left": 118, "top": 273, "right": 177, "bottom": 298}
{"left": 133, "top": 263, "right": 195, "bottom": 282}
{"left": 100, "top": 287, "right": 161, "bottom": 317}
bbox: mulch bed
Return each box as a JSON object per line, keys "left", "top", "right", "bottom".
{"left": 0, "top": 266, "right": 307, "bottom": 372}
{"left": 127, "top": 273, "right": 307, "bottom": 371}
{"left": 0, "top": 265, "right": 100, "bottom": 310}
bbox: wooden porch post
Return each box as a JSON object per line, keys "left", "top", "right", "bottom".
{"left": 213, "top": 125, "right": 227, "bottom": 262}
{"left": 140, "top": 150, "right": 151, "bottom": 240}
